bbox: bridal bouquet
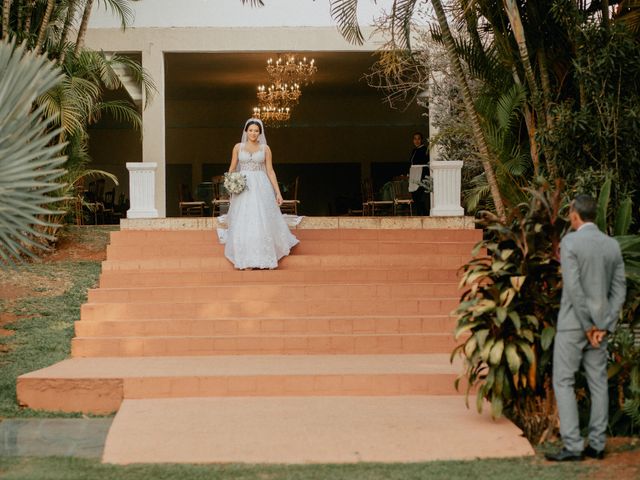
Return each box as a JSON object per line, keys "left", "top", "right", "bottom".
{"left": 224, "top": 172, "right": 248, "bottom": 195}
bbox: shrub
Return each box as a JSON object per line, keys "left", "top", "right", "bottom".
{"left": 453, "top": 180, "right": 568, "bottom": 444}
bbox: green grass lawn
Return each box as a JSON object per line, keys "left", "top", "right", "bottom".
{"left": 0, "top": 260, "right": 102, "bottom": 418}
{"left": 0, "top": 456, "right": 593, "bottom": 480}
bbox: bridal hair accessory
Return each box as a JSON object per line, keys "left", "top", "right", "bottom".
{"left": 240, "top": 117, "right": 267, "bottom": 145}
{"left": 224, "top": 172, "right": 248, "bottom": 195}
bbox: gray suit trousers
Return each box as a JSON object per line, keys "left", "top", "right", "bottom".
{"left": 553, "top": 330, "right": 609, "bottom": 452}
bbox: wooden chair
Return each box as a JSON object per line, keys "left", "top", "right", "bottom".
{"left": 73, "top": 184, "right": 85, "bottom": 225}
{"left": 103, "top": 188, "right": 116, "bottom": 224}
{"left": 280, "top": 176, "right": 300, "bottom": 215}
{"left": 178, "top": 183, "right": 205, "bottom": 217}
{"left": 116, "top": 192, "right": 128, "bottom": 219}
{"left": 211, "top": 175, "right": 230, "bottom": 216}
{"left": 361, "top": 178, "right": 393, "bottom": 216}
{"left": 84, "top": 181, "right": 104, "bottom": 224}
{"left": 391, "top": 179, "right": 413, "bottom": 216}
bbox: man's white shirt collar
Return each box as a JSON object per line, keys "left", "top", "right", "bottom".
{"left": 577, "top": 222, "right": 595, "bottom": 231}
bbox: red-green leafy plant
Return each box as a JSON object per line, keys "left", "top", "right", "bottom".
{"left": 452, "top": 180, "right": 568, "bottom": 443}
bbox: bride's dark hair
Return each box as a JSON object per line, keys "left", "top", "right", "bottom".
{"left": 245, "top": 120, "right": 262, "bottom": 134}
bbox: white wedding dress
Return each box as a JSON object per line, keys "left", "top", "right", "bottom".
{"left": 224, "top": 144, "right": 299, "bottom": 269}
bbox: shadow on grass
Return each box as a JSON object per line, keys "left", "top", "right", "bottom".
{"left": 0, "top": 456, "right": 594, "bottom": 480}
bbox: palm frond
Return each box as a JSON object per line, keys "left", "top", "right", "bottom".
{"left": 95, "top": 52, "right": 123, "bottom": 90}
{"left": 107, "top": 53, "right": 157, "bottom": 106}
{"left": 96, "top": 0, "right": 135, "bottom": 29}
{"left": 389, "top": 0, "right": 420, "bottom": 50}
{"left": 0, "top": 37, "right": 67, "bottom": 265}
{"left": 613, "top": 1, "right": 640, "bottom": 32}
{"left": 464, "top": 172, "right": 492, "bottom": 213}
{"left": 89, "top": 99, "right": 141, "bottom": 129}
{"left": 330, "top": 0, "right": 365, "bottom": 45}
{"left": 495, "top": 83, "right": 526, "bottom": 130}
{"left": 68, "top": 168, "right": 119, "bottom": 187}
{"left": 501, "top": 152, "right": 530, "bottom": 177}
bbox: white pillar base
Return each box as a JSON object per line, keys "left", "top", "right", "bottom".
{"left": 127, "top": 210, "right": 161, "bottom": 219}
{"left": 430, "top": 160, "right": 464, "bottom": 217}
{"left": 127, "top": 162, "right": 159, "bottom": 219}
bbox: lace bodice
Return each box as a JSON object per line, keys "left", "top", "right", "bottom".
{"left": 238, "top": 144, "right": 266, "bottom": 172}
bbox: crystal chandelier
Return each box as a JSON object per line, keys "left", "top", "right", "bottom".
{"left": 257, "top": 82, "right": 301, "bottom": 108}
{"left": 266, "top": 54, "right": 317, "bottom": 85}
{"left": 252, "top": 105, "right": 291, "bottom": 127}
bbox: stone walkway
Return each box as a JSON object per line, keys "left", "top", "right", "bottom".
{"left": 0, "top": 418, "right": 112, "bottom": 458}
{"left": 103, "top": 396, "right": 533, "bottom": 464}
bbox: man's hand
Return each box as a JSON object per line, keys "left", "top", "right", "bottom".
{"left": 586, "top": 327, "right": 607, "bottom": 348}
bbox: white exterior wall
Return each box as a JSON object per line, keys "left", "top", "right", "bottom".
{"left": 89, "top": 0, "right": 392, "bottom": 29}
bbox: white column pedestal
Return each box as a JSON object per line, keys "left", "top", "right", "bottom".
{"left": 127, "top": 162, "right": 159, "bottom": 218}
{"left": 430, "top": 160, "right": 464, "bottom": 216}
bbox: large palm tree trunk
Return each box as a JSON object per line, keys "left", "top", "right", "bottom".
{"left": 59, "top": 0, "right": 77, "bottom": 64}
{"left": 431, "top": 0, "right": 505, "bottom": 220}
{"left": 23, "top": 0, "right": 35, "bottom": 35}
{"left": 502, "top": 0, "right": 557, "bottom": 179}
{"left": 74, "top": 0, "right": 94, "bottom": 56}
{"left": 35, "top": 0, "right": 55, "bottom": 54}
{"left": 602, "top": 0, "right": 609, "bottom": 28}
{"left": 1, "top": 0, "right": 11, "bottom": 40}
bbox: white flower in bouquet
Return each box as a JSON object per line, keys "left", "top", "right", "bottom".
{"left": 224, "top": 172, "right": 248, "bottom": 195}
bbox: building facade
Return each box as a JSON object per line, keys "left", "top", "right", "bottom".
{"left": 86, "top": 1, "right": 435, "bottom": 217}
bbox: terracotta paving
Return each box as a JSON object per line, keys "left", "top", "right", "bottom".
{"left": 103, "top": 396, "right": 533, "bottom": 464}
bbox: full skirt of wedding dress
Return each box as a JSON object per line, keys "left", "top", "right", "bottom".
{"left": 224, "top": 170, "right": 299, "bottom": 269}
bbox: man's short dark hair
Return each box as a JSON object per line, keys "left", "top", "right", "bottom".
{"left": 571, "top": 194, "right": 597, "bottom": 222}
{"left": 413, "top": 132, "right": 424, "bottom": 141}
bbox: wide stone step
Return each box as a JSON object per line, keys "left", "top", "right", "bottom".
{"left": 98, "top": 267, "right": 460, "bottom": 288}
{"left": 74, "top": 315, "right": 456, "bottom": 337}
{"left": 86, "top": 282, "right": 460, "bottom": 303}
{"left": 17, "top": 354, "right": 463, "bottom": 413}
{"left": 101, "top": 253, "right": 472, "bottom": 271}
{"left": 80, "top": 297, "right": 459, "bottom": 320}
{"left": 70, "top": 332, "right": 456, "bottom": 357}
{"left": 106, "top": 241, "right": 477, "bottom": 259}
{"left": 109, "top": 228, "right": 482, "bottom": 244}
{"left": 102, "top": 396, "right": 533, "bottom": 464}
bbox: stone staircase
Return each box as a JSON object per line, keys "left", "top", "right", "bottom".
{"left": 17, "top": 226, "right": 482, "bottom": 414}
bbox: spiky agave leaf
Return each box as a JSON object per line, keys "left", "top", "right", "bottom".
{"left": 0, "top": 38, "right": 67, "bottom": 265}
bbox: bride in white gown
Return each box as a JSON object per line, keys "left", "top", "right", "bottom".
{"left": 224, "top": 118, "right": 299, "bottom": 269}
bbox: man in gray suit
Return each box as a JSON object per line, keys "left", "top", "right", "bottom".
{"left": 546, "top": 195, "right": 626, "bottom": 461}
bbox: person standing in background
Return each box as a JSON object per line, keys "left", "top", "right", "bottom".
{"left": 409, "top": 132, "right": 429, "bottom": 215}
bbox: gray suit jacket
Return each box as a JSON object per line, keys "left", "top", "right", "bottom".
{"left": 558, "top": 223, "right": 626, "bottom": 332}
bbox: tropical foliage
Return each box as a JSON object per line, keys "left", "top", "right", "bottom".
{"left": 593, "top": 177, "right": 640, "bottom": 436}
{"left": 327, "top": 1, "right": 640, "bottom": 226}
{"left": 0, "top": 38, "right": 66, "bottom": 263}
{"left": 452, "top": 181, "right": 567, "bottom": 443}
{"left": 324, "top": 1, "right": 640, "bottom": 441}
{"left": 0, "top": 0, "right": 154, "bottom": 254}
